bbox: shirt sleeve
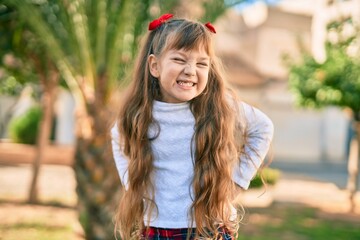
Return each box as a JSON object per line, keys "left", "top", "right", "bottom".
{"left": 110, "top": 123, "right": 129, "bottom": 190}
{"left": 232, "top": 102, "right": 274, "bottom": 190}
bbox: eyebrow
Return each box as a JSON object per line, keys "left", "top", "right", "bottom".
{"left": 198, "top": 57, "right": 210, "bottom": 61}
{"left": 171, "top": 50, "right": 210, "bottom": 61}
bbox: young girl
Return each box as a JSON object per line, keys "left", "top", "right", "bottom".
{"left": 111, "top": 14, "right": 274, "bottom": 240}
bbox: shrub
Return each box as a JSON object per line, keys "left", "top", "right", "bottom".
{"left": 8, "top": 106, "right": 42, "bottom": 144}
{"left": 249, "top": 168, "right": 281, "bottom": 189}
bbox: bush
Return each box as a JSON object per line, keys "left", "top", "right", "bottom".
{"left": 249, "top": 168, "right": 281, "bottom": 189}
{"left": 8, "top": 106, "right": 42, "bottom": 144}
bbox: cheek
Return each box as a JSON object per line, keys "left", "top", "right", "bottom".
{"left": 160, "top": 66, "right": 177, "bottom": 79}
{"left": 199, "top": 70, "right": 209, "bottom": 84}
{"left": 198, "top": 74, "right": 209, "bottom": 92}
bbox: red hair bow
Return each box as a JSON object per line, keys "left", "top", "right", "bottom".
{"left": 148, "top": 13, "right": 174, "bottom": 30}
{"left": 205, "top": 22, "right": 216, "bottom": 33}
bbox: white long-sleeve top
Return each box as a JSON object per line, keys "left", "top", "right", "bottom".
{"left": 111, "top": 100, "right": 274, "bottom": 228}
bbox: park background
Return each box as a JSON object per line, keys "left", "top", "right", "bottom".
{"left": 0, "top": 0, "right": 360, "bottom": 239}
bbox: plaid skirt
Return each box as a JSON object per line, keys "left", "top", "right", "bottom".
{"left": 141, "top": 227, "right": 234, "bottom": 240}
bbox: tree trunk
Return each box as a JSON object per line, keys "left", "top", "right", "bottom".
{"left": 74, "top": 106, "right": 121, "bottom": 240}
{"left": 347, "top": 120, "right": 359, "bottom": 212}
{"left": 28, "top": 72, "right": 58, "bottom": 203}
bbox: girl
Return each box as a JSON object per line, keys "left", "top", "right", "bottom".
{"left": 111, "top": 14, "right": 274, "bottom": 240}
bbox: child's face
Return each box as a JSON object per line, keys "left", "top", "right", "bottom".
{"left": 148, "top": 47, "right": 210, "bottom": 103}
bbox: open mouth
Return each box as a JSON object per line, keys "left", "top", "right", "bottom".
{"left": 177, "top": 80, "right": 196, "bottom": 87}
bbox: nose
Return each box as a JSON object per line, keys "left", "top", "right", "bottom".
{"left": 184, "top": 63, "right": 195, "bottom": 76}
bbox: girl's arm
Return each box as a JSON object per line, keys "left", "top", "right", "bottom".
{"left": 111, "top": 123, "right": 129, "bottom": 190}
{"left": 232, "top": 102, "right": 274, "bottom": 190}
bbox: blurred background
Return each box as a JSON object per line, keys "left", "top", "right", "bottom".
{"left": 0, "top": 0, "right": 360, "bottom": 239}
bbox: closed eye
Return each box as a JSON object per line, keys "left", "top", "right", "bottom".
{"left": 197, "top": 62, "right": 209, "bottom": 67}
{"left": 172, "top": 58, "right": 185, "bottom": 63}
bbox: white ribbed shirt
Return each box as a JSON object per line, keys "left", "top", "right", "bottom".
{"left": 111, "top": 100, "right": 274, "bottom": 228}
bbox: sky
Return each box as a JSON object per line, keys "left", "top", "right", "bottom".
{"left": 230, "top": 0, "right": 281, "bottom": 12}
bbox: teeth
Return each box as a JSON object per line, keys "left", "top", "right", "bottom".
{"left": 178, "top": 81, "right": 194, "bottom": 86}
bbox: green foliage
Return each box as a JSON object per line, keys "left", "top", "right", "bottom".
{"left": 8, "top": 106, "right": 41, "bottom": 144}
{"left": 249, "top": 167, "right": 281, "bottom": 188}
{"left": 0, "top": 5, "right": 41, "bottom": 97}
{"left": 202, "top": 0, "right": 227, "bottom": 22}
{"left": 286, "top": 17, "right": 360, "bottom": 116}
{"left": 0, "top": 76, "right": 24, "bottom": 96}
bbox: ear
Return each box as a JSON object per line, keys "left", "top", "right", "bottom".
{"left": 148, "top": 54, "right": 160, "bottom": 78}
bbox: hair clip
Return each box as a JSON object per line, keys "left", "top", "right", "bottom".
{"left": 148, "top": 13, "right": 174, "bottom": 31}
{"left": 205, "top": 22, "right": 216, "bottom": 34}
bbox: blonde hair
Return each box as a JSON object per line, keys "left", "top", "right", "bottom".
{"left": 115, "top": 17, "right": 246, "bottom": 239}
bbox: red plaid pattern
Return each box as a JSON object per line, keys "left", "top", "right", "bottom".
{"left": 141, "top": 227, "right": 234, "bottom": 240}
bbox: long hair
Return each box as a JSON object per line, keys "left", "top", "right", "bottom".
{"left": 115, "top": 17, "right": 245, "bottom": 239}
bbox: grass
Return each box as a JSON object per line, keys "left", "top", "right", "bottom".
{"left": 0, "top": 202, "right": 359, "bottom": 240}
{"left": 237, "top": 203, "right": 360, "bottom": 240}
{"left": 0, "top": 202, "right": 82, "bottom": 240}
{"left": 0, "top": 222, "right": 75, "bottom": 240}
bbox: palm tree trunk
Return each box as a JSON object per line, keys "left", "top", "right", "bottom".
{"left": 74, "top": 105, "right": 121, "bottom": 240}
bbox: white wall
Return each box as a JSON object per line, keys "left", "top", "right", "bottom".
{"left": 54, "top": 89, "right": 76, "bottom": 145}
{"left": 234, "top": 84, "right": 349, "bottom": 163}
